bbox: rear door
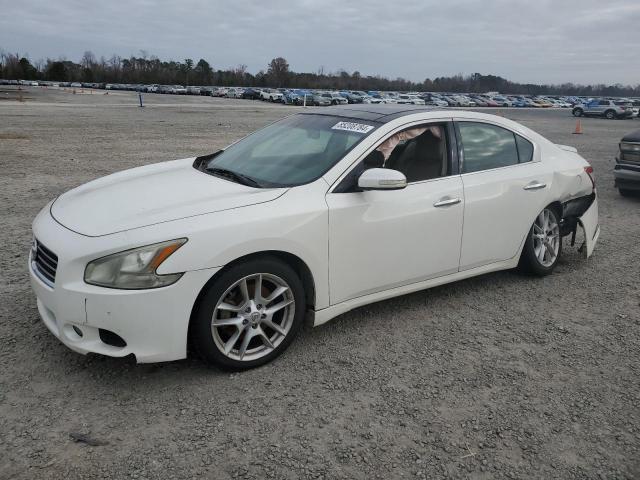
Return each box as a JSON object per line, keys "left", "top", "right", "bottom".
{"left": 455, "top": 120, "right": 552, "bottom": 270}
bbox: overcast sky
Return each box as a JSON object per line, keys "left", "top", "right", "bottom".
{"left": 1, "top": 0, "right": 639, "bottom": 85}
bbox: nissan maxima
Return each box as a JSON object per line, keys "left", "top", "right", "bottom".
{"left": 30, "top": 105, "right": 600, "bottom": 369}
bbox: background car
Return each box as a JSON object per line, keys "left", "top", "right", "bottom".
{"left": 339, "top": 91, "right": 364, "bottom": 104}
{"left": 310, "top": 93, "right": 331, "bottom": 106}
{"left": 572, "top": 99, "right": 634, "bottom": 119}
{"left": 396, "top": 94, "right": 426, "bottom": 105}
{"left": 260, "top": 88, "right": 284, "bottom": 102}
{"left": 321, "top": 92, "right": 348, "bottom": 105}
{"left": 211, "top": 87, "right": 228, "bottom": 97}
{"left": 241, "top": 88, "right": 262, "bottom": 100}
{"left": 614, "top": 128, "right": 640, "bottom": 196}
{"left": 226, "top": 87, "right": 245, "bottom": 98}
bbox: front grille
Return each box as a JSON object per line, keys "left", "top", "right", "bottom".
{"left": 621, "top": 150, "right": 640, "bottom": 165}
{"left": 33, "top": 240, "right": 58, "bottom": 286}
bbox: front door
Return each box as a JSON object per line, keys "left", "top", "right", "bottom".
{"left": 326, "top": 122, "right": 464, "bottom": 305}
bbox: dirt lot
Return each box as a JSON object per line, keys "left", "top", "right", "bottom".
{"left": 1, "top": 87, "right": 639, "bottom": 480}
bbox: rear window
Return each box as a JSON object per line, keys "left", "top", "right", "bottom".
{"left": 459, "top": 122, "right": 519, "bottom": 173}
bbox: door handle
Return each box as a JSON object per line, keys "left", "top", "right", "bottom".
{"left": 433, "top": 197, "right": 461, "bottom": 207}
{"left": 523, "top": 182, "right": 547, "bottom": 191}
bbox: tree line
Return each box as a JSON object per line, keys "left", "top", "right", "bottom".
{"left": 1, "top": 50, "right": 639, "bottom": 97}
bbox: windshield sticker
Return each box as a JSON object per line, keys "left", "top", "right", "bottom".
{"left": 331, "top": 122, "right": 375, "bottom": 134}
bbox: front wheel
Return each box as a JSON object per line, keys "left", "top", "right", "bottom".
{"left": 605, "top": 110, "right": 616, "bottom": 120}
{"left": 572, "top": 108, "right": 583, "bottom": 117}
{"left": 191, "top": 258, "right": 306, "bottom": 370}
{"left": 518, "top": 207, "right": 562, "bottom": 276}
{"left": 619, "top": 188, "right": 636, "bottom": 197}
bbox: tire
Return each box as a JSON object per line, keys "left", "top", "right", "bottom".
{"left": 518, "top": 207, "right": 563, "bottom": 276}
{"left": 572, "top": 108, "right": 583, "bottom": 117}
{"left": 619, "top": 188, "right": 636, "bottom": 197}
{"left": 605, "top": 110, "right": 616, "bottom": 120}
{"left": 191, "top": 257, "right": 306, "bottom": 370}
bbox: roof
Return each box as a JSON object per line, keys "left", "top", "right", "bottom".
{"left": 301, "top": 104, "right": 448, "bottom": 123}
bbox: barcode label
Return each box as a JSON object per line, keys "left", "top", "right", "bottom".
{"left": 331, "top": 122, "right": 375, "bottom": 134}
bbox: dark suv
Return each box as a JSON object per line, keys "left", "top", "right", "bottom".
{"left": 614, "top": 129, "right": 640, "bottom": 196}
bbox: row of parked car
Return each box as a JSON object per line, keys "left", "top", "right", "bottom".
{"left": 140, "top": 86, "right": 640, "bottom": 117}
{"left": 3, "top": 79, "right": 639, "bottom": 117}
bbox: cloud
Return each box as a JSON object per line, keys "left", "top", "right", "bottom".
{"left": 1, "top": 0, "right": 639, "bottom": 85}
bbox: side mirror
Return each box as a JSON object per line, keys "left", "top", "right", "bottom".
{"left": 357, "top": 168, "right": 407, "bottom": 191}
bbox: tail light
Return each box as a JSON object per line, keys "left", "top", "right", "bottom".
{"left": 584, "top": 165, "right": 596, "bottom": 191}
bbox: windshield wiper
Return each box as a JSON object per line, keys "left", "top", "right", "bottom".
{"left": 205, "top": 167, "right": 262, "bottom": 188}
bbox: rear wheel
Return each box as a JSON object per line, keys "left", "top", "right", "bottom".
{"left": 519, "top": 207, "right": 562, "bottom": 276}
{"left": 191, "top": 258, "right": 306, "bottom": 370}
{"left": 605, "top": 110, "right": 616, "bottom": 120}
{"left": 572, "top": 108, "right": 583, "bottom": 117}
{"left": 619, "top": 188, "right": 635, "bottom": 197}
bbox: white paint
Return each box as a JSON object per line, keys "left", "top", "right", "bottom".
{"left": 30, "top": 110, "right": 600, "bottom": 363}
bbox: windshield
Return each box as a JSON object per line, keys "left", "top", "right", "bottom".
{"left": 201, "top": 114, "right": 379, "bottom": 187}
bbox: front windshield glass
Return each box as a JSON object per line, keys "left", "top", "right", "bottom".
{"left": 201, "top": 114, "right": 379, "bottom": 187}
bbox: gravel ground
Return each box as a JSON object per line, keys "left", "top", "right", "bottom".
{"left": 1, "top": 87, "right": 639, "bottom": 480}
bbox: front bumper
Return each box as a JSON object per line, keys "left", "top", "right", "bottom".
{"left": 614, "top": 164, "right": 640, "bottom": 190}
{"left": 30, "top": 208, "right": 220, "bottom": 363}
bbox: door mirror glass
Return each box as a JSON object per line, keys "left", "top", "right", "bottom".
{"left": 357, "top": 168, "right": 407, "bottom": 191}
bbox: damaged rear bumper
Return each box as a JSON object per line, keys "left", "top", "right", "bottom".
{"left": 577, "top": 195, "right": 599, "bottom": 258}
{"left": 562, "top": 193, "right": 599, "bottom": 258}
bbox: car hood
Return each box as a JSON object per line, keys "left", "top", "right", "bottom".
{"left": 51, "top": 158, "right": 287, "bottom": 237}
{"left": 621, "top": 129, "right": 640, "bottom": 143}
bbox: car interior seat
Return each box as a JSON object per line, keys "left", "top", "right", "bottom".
{"left": 389, "top": 130, "right": 445, "bottom": 182}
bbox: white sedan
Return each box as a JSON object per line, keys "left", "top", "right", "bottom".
{"left": 30, "top": 106, "right": 600, "bottom": 369}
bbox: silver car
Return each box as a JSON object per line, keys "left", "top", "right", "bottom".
{"left": 572, "top": 99, "right": 634, "bottom": 119}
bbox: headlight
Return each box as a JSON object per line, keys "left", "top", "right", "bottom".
{"left": 84, "top": 239, "right": 187, "bottom": 289}
{"left": 620, "top": 142, "right": 640, "bottom": 152}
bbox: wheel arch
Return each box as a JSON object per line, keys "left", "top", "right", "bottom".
{"left": 187, "top": 250, "right": 316, "bottom": 347}
{"left": 515, "top": 199, "right": 564, "bottom": 261}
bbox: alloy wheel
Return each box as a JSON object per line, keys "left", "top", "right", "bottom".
{"left": 211, "top": 273, "right": 295, "bottom": 362}
{"left": 532, "top": 209, "right": 560, "bottom": 267}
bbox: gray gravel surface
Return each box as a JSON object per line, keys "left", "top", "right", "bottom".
{"left": 1, "top": 87, "right": 639, "bottom": 479}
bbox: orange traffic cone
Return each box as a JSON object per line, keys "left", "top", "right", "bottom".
{"left": 572, "top": 119, "right": 583, "bottom": 134}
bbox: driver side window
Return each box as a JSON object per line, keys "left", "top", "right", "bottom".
{"left": 381, "top": 125, "right": 449, "bottom": 182}
{"left": 334, "top": 123, "right": 450, "bottom": 192}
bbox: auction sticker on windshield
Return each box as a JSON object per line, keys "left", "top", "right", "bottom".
{"left": 331, "top": 122, "right": 375, "bottom": 134}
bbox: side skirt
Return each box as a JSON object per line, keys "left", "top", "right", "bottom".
{"left": 312, "top": 257, "right": 519, "bottom": 327}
